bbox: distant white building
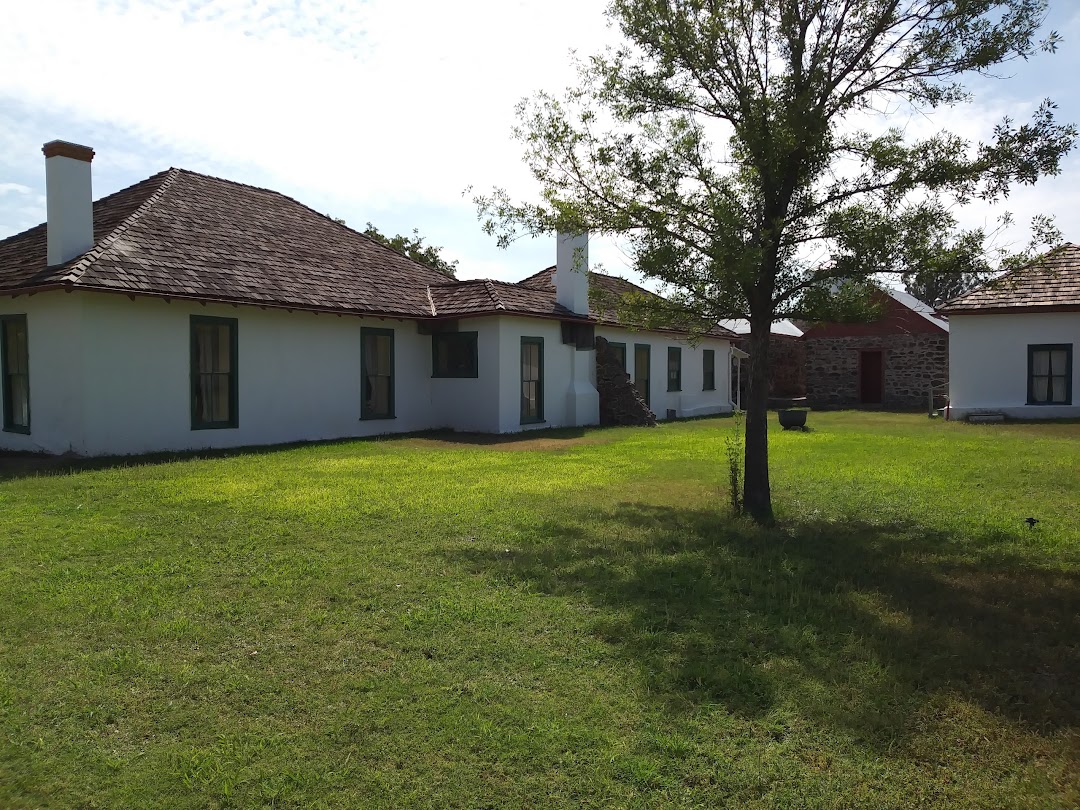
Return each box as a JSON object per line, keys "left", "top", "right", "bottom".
{"left": 0, "top": 141, "right": 738, "bottom": 456}
{"left": 941, "top": 246, "right": 1079, "bottom": 420}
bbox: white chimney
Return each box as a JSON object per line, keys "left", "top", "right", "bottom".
{"left": 555, "top": 231, "right": 589, "bottom": 315}
{"left": 43, "top": 140, "right": 95, "bottom": 266}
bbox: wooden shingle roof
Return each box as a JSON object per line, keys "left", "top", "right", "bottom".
{"left": 0, "top": 168, "right": 452, "bottom": 318}
{"left": 940, "top": 243, "right": 1080, "bottom": 314}
{"left": 428, "top": 278, "right": 579, "bottom": 320}
{"left": 0, "top": 167, "right": 734, "bottom": 339}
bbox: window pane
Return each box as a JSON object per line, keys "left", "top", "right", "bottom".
{"left": 197, "top": 373, "right": 213, "bottom": 422}
{"left": 1032, "top": 350, "right": 1050, "bottom": 376}
{"left": 435, "top": 339, "right": 449, "bottom": 374}
{"left": 1051, "top": 377, "right": 1066, "bottom": 403}
{"left": 4, "top": 321, "right": 18, "bottom": 372}
{"left": 365, "top": 334, "right": 392, "bottom": 378}
{"left": 216, "top": 325, "right": 232, "bottom": 372}
{"left": 195, "top": 325, "right": 214, "bottom": 373}
{"left": 379, "top": 336, "right": 393, "bottom": 375}
{"left": 522, "top": 381, "right": 537, "bottom": 418}
{"left": 1033, "top": 376, "right": 1049, "bottom": 402}
{"left": 17, "top": 327, "right": 28, "bottom": 375}
{"left": 211, "top": 374, "right": 230, "bottom": 421}
{"left": 522, "top": 344, "right": 538, "bottom": 381}
{"left": 368, "top": 376, "right": 390, "bottom": 416}
{"left": 1050, "top": 350, "right": 1067, "bottom": 375}
{"left": 615, "top": 345, "right": 626, "bottom": 369}
{"left": 9, "top": 376, "right": 28, "bottom": 427}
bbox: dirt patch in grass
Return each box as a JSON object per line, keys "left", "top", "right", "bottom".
{"left": 401, "top": 428, "right": 619, "bottom": 452}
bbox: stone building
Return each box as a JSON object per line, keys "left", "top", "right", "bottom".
{"left": 720, "top": 319, "right": 806, "bottom": 403}
{"left": 802, "top": 289, "right": 949, "bottom": 409}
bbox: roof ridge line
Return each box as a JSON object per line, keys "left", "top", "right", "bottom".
{"left": 426, "top": 286, "right": 437, "bottom": 317}
{"left": 483, "top": 279, "right": 506, "bottom": 310}
{"left": 61, "top": 168, "right": 182, "bottom": 285}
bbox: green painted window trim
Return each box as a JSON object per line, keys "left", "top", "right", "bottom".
{"left": 1027, "top": 343, "right": 1073, "bottom": 405}
{"left": 361, "top": 327, "right": 396, "bottom": 420}
{"left": 1, "top": 314, "right": 30, "bottom": 434}
{"left": 609, "top": 341, "right": 627, "bottom": 372}
{"left": 667, "top": 346, "right": 682, "bottom": 392}
{"left": 702, "top": 348, "right": 716, "bottom": 391}
{"left": 520, "top": 336, "right": 544, "bottom": 424}
{"left": 190, "top": 315, "right": 239, "bottom": 430}
{"left": 634, "top": 343, "right": 651, "bottom": 408}
{"left": 431, "top": 331, "right": 479, "bottom": 378}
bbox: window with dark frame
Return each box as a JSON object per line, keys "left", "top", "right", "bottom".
{"left": 1028, "top": 344, "right": 1072, "bottom": 405}
{"left": 667, "top": 346, "right": 682, "bottom": 392}
{"left": 362, "top": 328, "right": 395, "bottom": 419}
{"left": 521, "top": 337, "right": 544, "bottom": 424}
{"left": 432, "top": 332, "right": 478, "bottom": 378}
{"left": 190, "top": 316, "right": 238, "bottom": 430}
{"left": 1, "top": 315, "right": 30, "bottom": 433}
{"left": 702, "top": 349, "right": 716, "bottom": 391}
{"left": 609, "top": 342, "right": 627, "bottom": 372}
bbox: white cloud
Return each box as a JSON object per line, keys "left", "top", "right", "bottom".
{"left": 0, "top": 183, "right": 31, "bottom": 196}
{"left": 0, "top": 0, "right": 615, "bottom": 209}
{"left": 1, "top": 0, "right": 1076, "bottom": 286}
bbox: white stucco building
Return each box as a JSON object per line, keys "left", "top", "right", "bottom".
{"left": 0, "top": 141, "right": 738, "bottom": 456}
{"left": 941, "top": 244, "right": 1079, "bottom": 420}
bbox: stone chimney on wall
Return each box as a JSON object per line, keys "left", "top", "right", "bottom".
{"left": 555, "top": 231, "right": 589, "bottom": 315}
{"left": 42, "top": 140, "right": 95, "bottom": 266}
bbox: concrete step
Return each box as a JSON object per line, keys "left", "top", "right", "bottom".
{"left": 967, "top": 412, "right": 1006, "bottom": 424}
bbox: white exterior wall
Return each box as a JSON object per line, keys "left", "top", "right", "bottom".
{"left": 948, "top": 311, "right": 1080, "bottom": 419}
{"left": 428, "top": 317, "right": 502, "bottom": 433}
{"left": 74, "top": 294, "right": 441, "bottom": 455}
{"left": 0, "top": 293, "right": 738, "bottom": 456}
{"left": 0, "top": 292, "right": 86, "bottom": 454}
{"left": 595, "top": 326, "right": 735, "bottom": 419}
{"left": 495, "top": 316, "right": 579, "bottom": 433}
{"left": 0, "top": 292, "right": 445, "bottom": 456}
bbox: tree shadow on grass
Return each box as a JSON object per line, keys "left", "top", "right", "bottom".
{"left": 450, "top": 502, "right": 1079, "bottom": 747}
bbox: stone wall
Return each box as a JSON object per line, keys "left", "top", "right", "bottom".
{"left": 595, "top": 337, "right": 657, "bottom": 426}
{"left": 804, "top": 332, "right": 948, "bottom": 409}
{"left": 735, "top": 334, "right": 806, "bottom": 403}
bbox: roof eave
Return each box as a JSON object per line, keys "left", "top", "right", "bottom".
{"left": 940, "top": 303, "right": 1080, "bottom": 316}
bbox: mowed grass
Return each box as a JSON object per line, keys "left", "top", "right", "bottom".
{"left": 0, "top": 412, "right": 1078, "bottom": 809}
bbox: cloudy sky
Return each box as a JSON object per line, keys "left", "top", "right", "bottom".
{"left": 2, "top": 0, "right": 1079, "bottom": 286}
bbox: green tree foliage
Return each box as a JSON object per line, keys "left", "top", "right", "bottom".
{"left": 342, "top": 220, "right": 458, "bottom": 278}
{"left": 475, "top": 0, "right": 1075, "bottom": 522}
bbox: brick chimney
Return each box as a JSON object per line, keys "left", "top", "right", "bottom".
{"left": 555, "top": 231, "right": 589, "bottom": 315}
{"left": 42, "top": 140, "right": 95, "bottom": 266}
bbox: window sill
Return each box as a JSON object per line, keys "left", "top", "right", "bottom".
{"left": 520, "top": 418, "right": 546, "bottom": 426}
{"left": 192, "top": 424, "right": 239, "bottom": 431}
{"left": 1026, "top": 401, "right": 1072, "bottom": 406}
{"left": 360, "top": 415, "right": 397, "bottom": 421}
{"left": 702, "top": 387, "right": 716, "bottom": 392}
{"left": 2, "top": 425, "right": 30, "bottom": 435}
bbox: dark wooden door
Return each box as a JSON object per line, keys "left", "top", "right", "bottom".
{"left": 859, "top": 350, "right": 884, "bottom": 404}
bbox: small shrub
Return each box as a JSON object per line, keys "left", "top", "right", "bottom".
{"left": 725, "top": 410, "right": 744, "bottom": 514}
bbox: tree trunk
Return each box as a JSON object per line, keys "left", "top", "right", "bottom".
{"left": 742, "top": 313, "right": 773, "bottom": 524}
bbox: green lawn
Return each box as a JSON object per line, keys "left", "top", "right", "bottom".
{"left": 1, "top": 412, "right": 1078, "bottom": 808}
